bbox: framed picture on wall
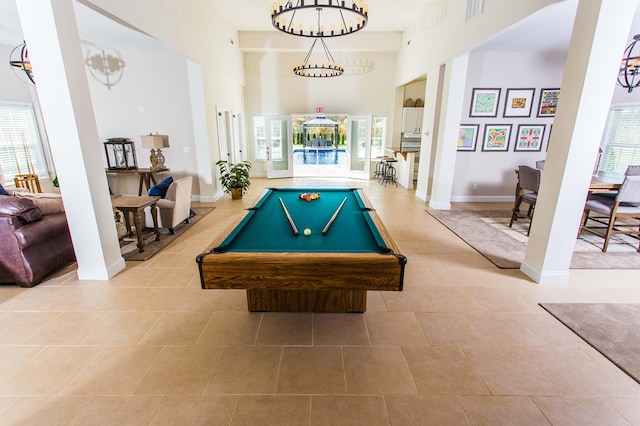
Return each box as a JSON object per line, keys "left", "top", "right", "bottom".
{"left": 482, "top": 124, "right": 512, "bottom": 151}
{"left": 537, "top": 88, "right": 560, "bottom": 117}
{"left": 469, "top": 88, "right": 501, "bottom": 117}
{"left": 515, "top": 124, "right": 545, "bottom": 152}
{"left": 457, "top": 124, "right": 479, "bottom": 151}
{"left": 503, "top": 88, "right": 535, "bottom": 117}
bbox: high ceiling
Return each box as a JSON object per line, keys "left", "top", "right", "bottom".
{"left": 2, "top": 1, "right": 640, "bottom": 56}
{"left": 212, "top": 0, "right": 449, "bottom": 33}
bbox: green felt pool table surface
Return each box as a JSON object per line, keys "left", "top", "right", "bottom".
{"left": 217, "top": 188, "right": 387, "bottom": 253}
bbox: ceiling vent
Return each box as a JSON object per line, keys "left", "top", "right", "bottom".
{"left": 466, "top": 0, "right": 484, "bottom": 22}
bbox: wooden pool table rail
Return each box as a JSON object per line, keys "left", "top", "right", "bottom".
{"left": 196, "top": 188, "right": 406, "bottom": 312}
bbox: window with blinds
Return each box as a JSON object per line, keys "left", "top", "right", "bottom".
{"left": 0, "top": 102, "right": 49, "bottom": 184}
{"left": 599, "top": 106, "right": 640, "bottom": 174}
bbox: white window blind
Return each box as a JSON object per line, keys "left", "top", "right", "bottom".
{"left": 0, "top": 102, "right": 49, "bottom": 184}
{"left": 599, "top": 106, "right": 640, "bottom": 174}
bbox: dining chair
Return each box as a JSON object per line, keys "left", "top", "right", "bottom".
{"left": 509, "top": 165, "right": 541, "bottom": 235}
{"left": 589, "top": 164, "right": 640, "bottom": 201}
{"left": 580, "top": 175, "right": 640, "bottom": 252}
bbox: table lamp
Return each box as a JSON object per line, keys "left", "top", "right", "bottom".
{"left": 141, "top": 133, "right": 169, "bottom": 172}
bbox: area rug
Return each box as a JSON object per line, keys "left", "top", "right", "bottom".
{"left": 426, "top": 209, "right": 640, "bottom": 269}
{"left": 540, "top": 303, "right": 640, "bottom": 384}
{"left": 121, "top": 207, "right": 214, "bottom": 261}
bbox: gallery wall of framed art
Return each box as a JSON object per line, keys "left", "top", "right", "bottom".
{"left": 459, "top": 86, "right": 557, "bottom": 153}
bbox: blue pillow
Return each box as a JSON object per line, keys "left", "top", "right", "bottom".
{"left": 148, "top": 176, "right": 173, "bottom": 198}
{"left": 0, "top": 183, "right": 8, "bottom": 196}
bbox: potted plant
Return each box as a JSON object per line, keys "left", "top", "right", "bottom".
{"left": 216, "top": 160, "right": 252, "bottom": 199}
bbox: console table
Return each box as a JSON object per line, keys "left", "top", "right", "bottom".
{"left": 111, "top": 195, "right": 160, "bottom": 252}
{"left": 105, "top": 168, "right": 169, "bottom": 196}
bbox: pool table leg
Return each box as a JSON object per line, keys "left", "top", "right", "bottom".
{"left": 246, "top": 289, "right": 367, "bottom": 313}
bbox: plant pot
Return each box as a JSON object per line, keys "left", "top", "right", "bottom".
{"left": 230, "top": 187, "right": 243, "bottom": 199}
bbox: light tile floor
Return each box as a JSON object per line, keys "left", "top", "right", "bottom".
{"left": 0, "top": 177, "right": 639, "bottom": 425}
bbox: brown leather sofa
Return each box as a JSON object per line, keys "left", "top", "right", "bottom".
{"left": 0, "top": 195, "right": 75, "bottom": 287}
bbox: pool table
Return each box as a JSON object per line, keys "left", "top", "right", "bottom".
{"left": 196, "top": 187, "right": 406, "bottom": 312}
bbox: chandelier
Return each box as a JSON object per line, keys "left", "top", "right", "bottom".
{"left": 271, "top": 0, "right": 368, "bottom": 38}
{"left": 9, "top": 41, "right": 35, "bottom": 85}
{"left": 293, "top": 37, "right": 344, "bottom": 77}
{"left": 618, "top": 34, "right": 640, "bottom": 93}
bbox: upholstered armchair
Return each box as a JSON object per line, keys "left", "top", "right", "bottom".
{"left": 144, "top": 176, "right": 193, "bottom": 234}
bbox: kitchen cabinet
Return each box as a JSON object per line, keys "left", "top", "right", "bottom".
{"left": 401, "top": 107, "right": 424, "bottom": 134}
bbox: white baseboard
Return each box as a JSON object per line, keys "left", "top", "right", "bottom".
{"left": 450, "top": 195, "right": 514, "bottom": 203}
{"left": 415, "top": 190, "right": 428, "bottom": 202}
{"left": 77, "top": 257, "right": 126, "bottom": 281}
{"left": 429, "top": 200, "right": 451, "bottom": 210}
{"left": 520, "top": 261, "right": 570, "bottom": 284}
{"left": 193, "top": 192, "right": 224, "bottom": 202}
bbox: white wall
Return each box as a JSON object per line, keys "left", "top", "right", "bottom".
{"left": 243, "top": 50, "right": 398, "bottom": 175}
{"left": 395, "top": 0, "right": 559, "bottom": 85}
{"left": 85, "top": 44, "right": 199, "bottom": 195}
{"left": 450, "top": 49, "right": 640, "bottom": 201}
{"left": 1, "top": 44, "right": 33, "bottom": 102}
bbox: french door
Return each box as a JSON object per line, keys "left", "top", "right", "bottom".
{"left": 265, "top": 115, "right": 293, "bottom": 178}
{"left": 347, "top": 115, "right": 371, "bottom": 179}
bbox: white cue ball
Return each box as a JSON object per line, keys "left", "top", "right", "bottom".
{"left": 304, "top": 228, "right": 311, "bottom": 236}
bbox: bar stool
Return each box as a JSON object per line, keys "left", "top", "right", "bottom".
{"left": 382, "top": 159, "right": 398, "bottom": 186}
{"left": 374, "top": 157, "right": 386, "bottom": 181}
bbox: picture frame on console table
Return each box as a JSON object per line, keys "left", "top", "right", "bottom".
{"left": 515, "top": 124, "right": 545, "bottom": 152}
{"left": 482, "top": 124, "right": 512, "bottom": 152}
{"left": 469, "top": 88, "right": 501, "bottom": 117}
{"left": 537, "top": 88, "right": 560, "bottom": 117}
{"left": 503, "top": 88, "right": 535, "bottom": 117}
{"left": 457, "top": 124, "right": 479, "bottom": 151}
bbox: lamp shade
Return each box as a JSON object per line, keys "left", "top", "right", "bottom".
{"left": 141, "top": 134, "right": 169, "bottom": 148}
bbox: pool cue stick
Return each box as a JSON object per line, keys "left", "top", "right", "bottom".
{"left": 322, "top": 197, "right": 347, "bottom": 235}
{"left": 278, "top": 197, "right": 299, "bottom": 236}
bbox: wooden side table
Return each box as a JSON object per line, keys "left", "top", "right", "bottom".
{"left": 111, "top": 195, "right": 160, "bottom": 252}
{"left": 105, "top": 168, "right": 169, "bottom": 196}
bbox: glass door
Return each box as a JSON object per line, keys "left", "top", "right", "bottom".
{"left": 266, "top": 115, "right": 293, "bottom": 178}
{"left": 347, "top": 115, "right": 371, "bottom": 179}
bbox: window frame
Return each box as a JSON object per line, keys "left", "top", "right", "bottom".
{"left": 598, "top": 104, "right": 640, "bottom": 176}
{"left": 0, "top": 101, "right": 51, "bottom": 186}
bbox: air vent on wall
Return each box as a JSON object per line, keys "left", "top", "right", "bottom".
{"left": 466, "top": 0, "right": 484, "bottom": 22}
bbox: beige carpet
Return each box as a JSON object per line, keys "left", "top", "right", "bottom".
{"left": 540, "top": 303, "right": 640, "bottom": 384}
{"left": 121, "top": 207, "right": 214, "bottom": 261}
{"left": 426, "top": 209, "right": 640, "bottom": 269}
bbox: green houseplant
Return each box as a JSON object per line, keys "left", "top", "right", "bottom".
{"left": 216, "top": 160, "right": 252, "bottom": 199}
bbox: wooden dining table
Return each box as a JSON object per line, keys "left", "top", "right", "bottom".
{"left": 513, "top": 170, "right": 623, "bottom": 203}
{"left": 588, "top": 174, "right": 623, "bottom": 192}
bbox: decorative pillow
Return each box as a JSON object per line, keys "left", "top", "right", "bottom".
{"left": 13, "top": 192, "right": 65, "bottom": 216}
{"left": 0, "top": 183, "right": 8, "bottom": 196}
{"left": 148, "top": 176, "right": 173, "bottom": 198}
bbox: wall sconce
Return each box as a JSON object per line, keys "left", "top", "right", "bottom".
{"left": 104, "top": 138, "right": 137, "bottom": 169}
{"left": 618, "top": 34, "right": 640, "bottom": 93}
{"left": 9, "top": 41, "right": 35, "bottom": 85}
{"left": 141, "top": 133, "right": 170, "bottom": 172}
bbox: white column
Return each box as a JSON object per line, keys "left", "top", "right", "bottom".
{"left": 429, "top": 53, "right": 469, "bottom": 210}
{"left": 15, "top": 0, "right": 125, "bottom": 280}
{"left": 187, "top": 59, "right": 216, "bottom": 202}
{"left": 521, "top": 0, "right": 635, "bottom": 283}
{"left": 415, "top": 65, "right": 439, "bottom": 202}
